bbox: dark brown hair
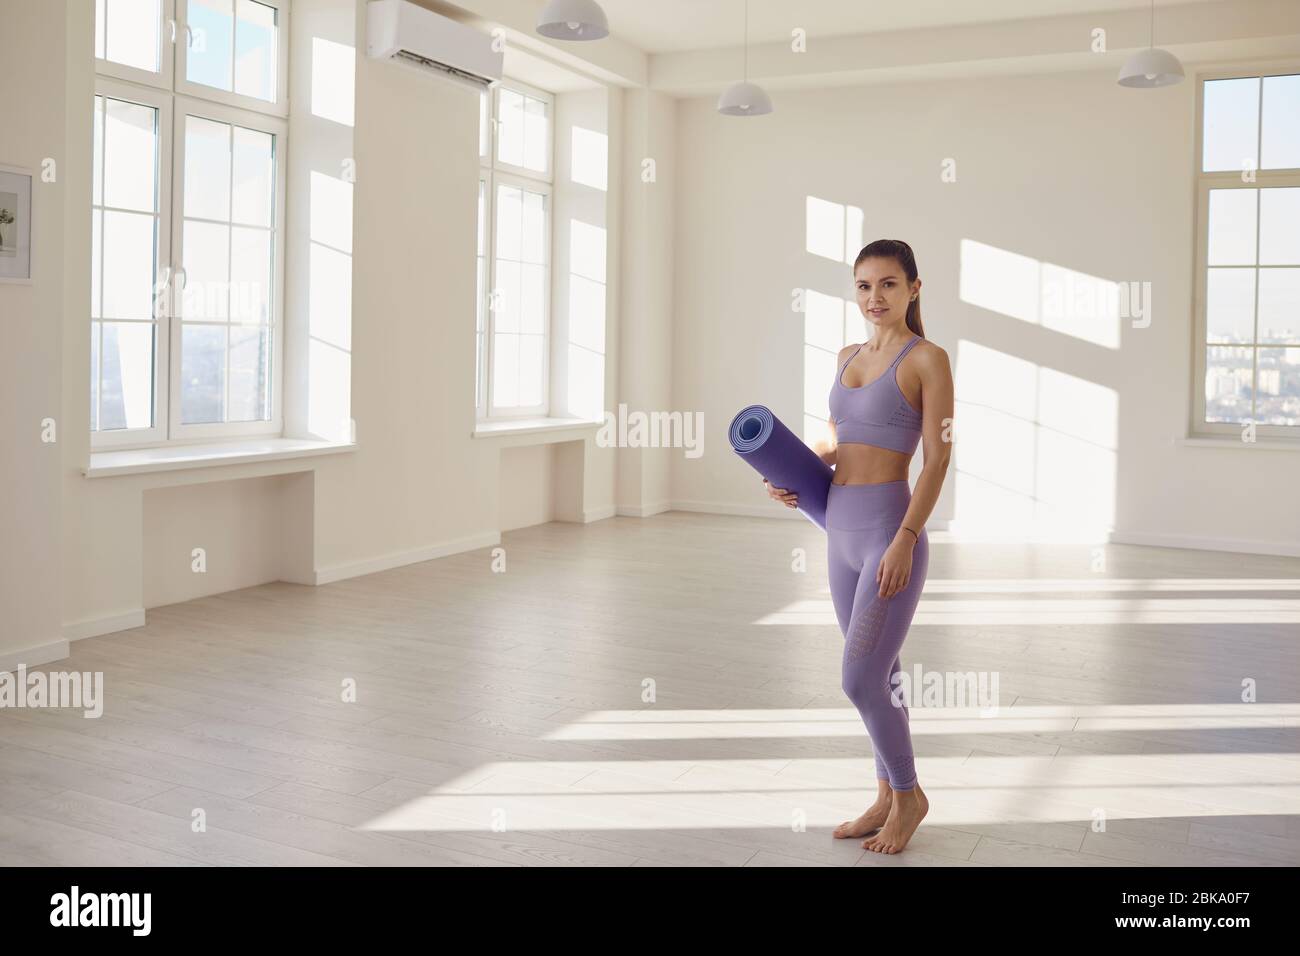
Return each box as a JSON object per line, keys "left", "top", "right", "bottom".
{"left": 853, "top": 239, "right": 924, "bottom": 338}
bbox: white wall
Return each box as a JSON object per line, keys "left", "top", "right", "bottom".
{"left": 552, "top": 87, "right": 611, "bottom": 421}
{"left": 0, "top": 0, "right": 71, "bottom": 668}
{"left": 5, "top": 1, "right": 1295, "bottom": 667}
{"left": 286, "top": 0, "right": 356, "bottom": 444}
{"left": 671, "top": 65, "right": 1300, "bottom": 553}
{"left": 616, "top": 88, "right": 676, "bottom": 516}
{"left": 37, "top": 0, "right": 626, "bottom": 646}
{"left": 142, "top": 472, "right": 314, "bottom": 608}
{"left": 499, "top": 444, "right": 554, "bottom": 530}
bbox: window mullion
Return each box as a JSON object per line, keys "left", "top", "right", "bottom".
{"left": 1251, "top": 188, "right": 1261, "bottom": 424}
{"left": 154, "top": 97, "right": 165, "bottom": 437}
{"left": 230, "top": 1, "right": 239, "bottom": 95}
{"left": 484, "top": 171, "right": 491, "bottom": 416}
{"left": 96, "top": 96, "right": 108, "bottom": 432}
{"left": 1250, "top": 78, "right": 1264, "bottom": 425}
{"left": 224, "top": 324, "right": 232, "bottom": 423}
{"left": 480, "top": 174, "right": 490, "bottom": 415}
{"left": 487, "top": 93, "right": 497, "bottom": 415}
{"left": 522, "top": 94, "right": 530, "bottom": 178}
{"left": 225, "top": 122, "right": 235, "bottom": 421}
{"left": 173, "top": 104, "right": 184, "bottom": 440}
{"left": 164, "top": 86, "right": 178, "bottom": 441}
{"left": 174, "top": 104, "right": 188, "bottom": 436}
{"left": 95, "top": 319, "right": 104, "bottom": 434}
{"left": 488, "top": 88, "right": 498, "bottom": 418}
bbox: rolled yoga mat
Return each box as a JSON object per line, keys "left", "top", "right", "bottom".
{"left": 728, "top": 404, "right": 833, "bottom": 531}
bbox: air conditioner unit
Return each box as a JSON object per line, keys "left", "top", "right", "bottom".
{"left": 366, "top": 0, "right": 503, "bottom": 92}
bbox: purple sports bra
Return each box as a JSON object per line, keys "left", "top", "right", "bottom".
{"left": 828, "top": 336, "right": 924, "bottom": 455}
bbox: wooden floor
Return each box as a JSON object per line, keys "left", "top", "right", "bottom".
{"left": 3, "top": 511, "right": 1299, "bottom": 866}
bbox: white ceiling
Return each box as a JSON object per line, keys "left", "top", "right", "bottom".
{"left": 598, "top": 0, "right": 1225, "bottom": 54}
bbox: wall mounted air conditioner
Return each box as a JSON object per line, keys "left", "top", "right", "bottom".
{"left": 366, "top": 0, "right": 504, "bottom": 92}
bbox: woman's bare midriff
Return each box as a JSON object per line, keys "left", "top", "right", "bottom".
{"left": 831, "top": 443, "right": 911, "bottom": 485}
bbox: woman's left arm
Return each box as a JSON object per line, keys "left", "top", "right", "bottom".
{"left": 876, "top": 343, "right": 955, "bottom": 598}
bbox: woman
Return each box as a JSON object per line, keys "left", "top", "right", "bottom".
{"left": 765, "top": 239, "right": 953, "bottom": 854}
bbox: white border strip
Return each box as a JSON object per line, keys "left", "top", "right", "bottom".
{"left": 62, "top": 609, "right": 147, "bottom": 641}
{"left": 0, "top": 639, "right": 70, "bottom": 675}
{"left": 313, "top": 531, "right": 502, "bottom": 585}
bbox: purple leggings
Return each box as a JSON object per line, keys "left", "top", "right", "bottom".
{"left": 826, "top": 479, "right": 929, "bottom": 791}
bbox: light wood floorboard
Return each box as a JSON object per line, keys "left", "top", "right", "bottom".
{"left": 3, "top": 512, "right": 1297, "bottom": 866}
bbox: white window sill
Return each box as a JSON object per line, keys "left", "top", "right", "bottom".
{"left": 85, "top": 438, "right": 358, "bottom": 478}
{"left": 1175, "top": 436, "right": 1300, "bottom": 452}
{"left": 472, "top": 416, "right": 604, "bottom": 439}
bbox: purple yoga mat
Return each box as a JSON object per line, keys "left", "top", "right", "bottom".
{"left": 728, "top": 404, "right": 833, "bottom": 531}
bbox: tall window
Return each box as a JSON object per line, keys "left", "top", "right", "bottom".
{"left": 91, "top": 0, "right": 289, "bottom": 448}
{"left": 1195, "top": 70, "right": 1300, "bottom": 437}
{"left": 477, "top": 81, "right": 553, "bottom": 419}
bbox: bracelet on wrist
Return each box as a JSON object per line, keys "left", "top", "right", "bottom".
{"left": 899, "top": 526, "right": 919, "bottom": 542}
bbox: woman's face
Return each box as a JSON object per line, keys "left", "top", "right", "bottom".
{"left": 854, "top": 257, "right": 919, "bottom": 329}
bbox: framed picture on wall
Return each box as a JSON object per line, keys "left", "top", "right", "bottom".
{"left": 0, "top": 164, "right": 33, "bottom": 283}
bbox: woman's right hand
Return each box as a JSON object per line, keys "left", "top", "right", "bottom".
{"left": 763, "top": 479, "right": 798, "bottom": 509}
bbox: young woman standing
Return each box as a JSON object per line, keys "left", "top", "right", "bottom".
{"left": 766, "top": 239, "right": 954, "bottom": 854}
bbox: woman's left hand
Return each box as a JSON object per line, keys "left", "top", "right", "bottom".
{"left": 876, "top": 535, "right": 915, "bottom": 599}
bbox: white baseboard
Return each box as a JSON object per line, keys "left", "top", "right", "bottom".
{"left": 670, "top": 499, "right": 806, "bottom": 520}
{"left": 62, "top": 609, "right": 146, "bottom": 641}
{"left": 660, "top": 505, "right": 1293, "bottom": 557}
{"left": 1108, "top": 530, "right": 1300, "bottom": 558}
{"left": 1, "top": 638, "right": 71, "bottom": 674}
{"left": 944, "top": 521, "right": 1102, "bottom": 543}
{"left": 615, "top": 500, "right": 671, "bottom": 518}
{"left": 313, "top": 531, "right": 503, "bottom": 585}
{"left": 670, "top": 499, "right": 954, "bottom": 531}
{"left": 583, "top": 505, "right": 619, "bottom": 522}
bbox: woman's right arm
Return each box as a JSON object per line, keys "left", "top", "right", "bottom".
{"left": 766, "top": 416, "right": 837, "bottom": 509}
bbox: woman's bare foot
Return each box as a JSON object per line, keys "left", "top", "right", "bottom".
{"left": 833, "top": 780, "right": 893, "bottom": 839}
{"left": 862, "top": 783, "right": 928, "bottom": 853}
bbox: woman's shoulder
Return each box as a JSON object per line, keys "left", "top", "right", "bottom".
{"left": 908, "top": 337, "right": 952, "bottom": 372}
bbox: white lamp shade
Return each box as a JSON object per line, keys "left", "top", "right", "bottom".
{"left": 537, "top": 0, "right": 609, "bottom": 40}
{"left": 717, "top": 80, "right": 773, "bottom": 116}
{"left": 1117, "top": 46, "right": 1184, "bottom": 87}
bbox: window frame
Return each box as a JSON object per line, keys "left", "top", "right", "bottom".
{"left": 167, "top": 95, "right": 288, "bottom": 442}
{"left": 94, "top": 0, "right": 176, "bottom": 92}
{"left": 476, "top": 175, "right": 489, "bottom": 412}
{"left": 487, "top": 171, "right": 552, "bottom": 419}
{"left": 490, "top": 78, "right": 554, "bottom": 183}
{"left": 91, "top": 0, "right": 291, "bottom": 451}
{"left": 1191, "top": 63, "right": 1300, "bottom": 441}
{"left": 174, "top": 0, "right": 291, "bottom": 119}
{"left": 478, "top": 79, "right": 555, "bottom": 422}
{"left": 90, "top": 77, "right": 174, "bottom": 449}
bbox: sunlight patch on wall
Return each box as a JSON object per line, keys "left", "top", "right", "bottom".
{"left": 959, "top": 239, "right": 1122, "bottom": 349}
{"left": 950, "top": 339, "right": 1117, "bottom": 541}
